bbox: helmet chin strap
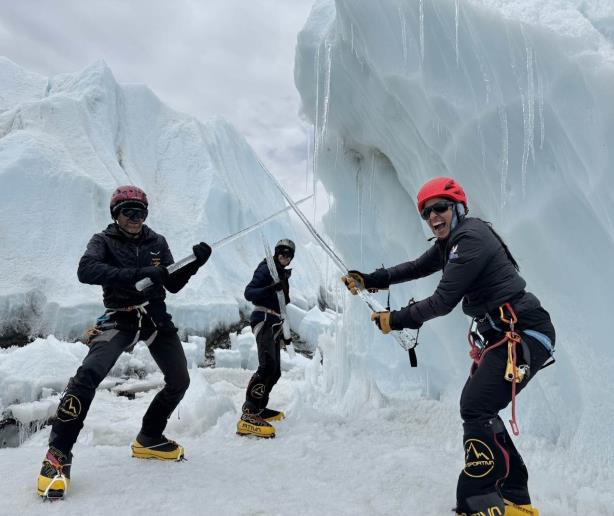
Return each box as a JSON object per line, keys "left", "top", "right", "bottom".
{"left": 450, "top": 202, "right": 467, "bottom": 231}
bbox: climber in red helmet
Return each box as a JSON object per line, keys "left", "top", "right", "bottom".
{"left": 342, "top": 177, "right": 555, "bottom": 516}
{"left": 37, "top": 185, "right": 212, "bottom": 499}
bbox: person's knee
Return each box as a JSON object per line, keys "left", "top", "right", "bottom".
{"left": 256, "top": 362, "right": 276, "bottom": 379}
{"left": 462, "top": 416, "right": 505, "bottom": 435}
{"left": 167, "top": 368, "right": 190, "bottom": 396}
{"left": 460, "top": 394, "right": 499, "bottom": 423}
{"left": 71, "top": 365, "right": 105, "bottom": 393}
{"left": 460, "top": 405, "right": 489, "bottom": 423}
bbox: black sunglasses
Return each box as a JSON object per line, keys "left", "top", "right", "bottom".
{"left": 278, "top": 250, "right": 294, "bottom": 259}
{"left": 120, "top": 207, "right": 148, "bottom": 221}
{"left": 420, "top": 201, "right": 454, "bottom": 220}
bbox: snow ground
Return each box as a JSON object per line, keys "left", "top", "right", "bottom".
{"left": 1, "top": 335, "right": 611, "bottom": 515}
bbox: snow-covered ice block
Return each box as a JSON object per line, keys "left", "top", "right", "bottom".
{"left": 298, "top": 306, "right": 336, "bottom": 352}
{"left": 214, "top": 349, "right": 242, "bottom": 369}
{"left": 185, "top": 335, "right": 207, "bottom": 368}
{"left": 286, "top": 302, "right": 307, "bottom": 332}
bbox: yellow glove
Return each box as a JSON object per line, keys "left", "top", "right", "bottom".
{"left": 341, "top": 271, "right": 365, "bottom": 295}
{"left": 371, "top": 311, "right": 392, "bottom": 334}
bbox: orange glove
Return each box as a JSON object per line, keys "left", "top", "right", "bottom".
{"left": 371, "top": 311, "right": 392, "bottom": 334}
{"left": 341, "top": 271, "right": 366, "bottom": 295}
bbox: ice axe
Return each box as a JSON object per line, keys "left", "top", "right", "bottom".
{"left": 253, "top": 157, "right": 420, "bottom": 366}
{"left": 135, "top": 194, "right": 313, "bottom": 291}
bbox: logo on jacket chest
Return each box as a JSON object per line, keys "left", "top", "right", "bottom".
{"left": 449, "top": 244, "right": 459, "bottom": 261}
{"left": 150, "top": 250, "right": 161, "bottom": 267}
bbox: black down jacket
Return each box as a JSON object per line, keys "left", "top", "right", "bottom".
{"left": 386, "top": 217, "right": 554, "bottom": 340}
{"left": 244, "top": 259, "right": 291, "bottom": 325}
{"left": 78, "top": 224, "right": 199, "bottom": 330}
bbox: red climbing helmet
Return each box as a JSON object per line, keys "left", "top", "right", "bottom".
{"left": 109, "top": 185, "right": 148, "bottom": 217}
{"left": 416, "top": 177, "right": 467, "bottom": 213}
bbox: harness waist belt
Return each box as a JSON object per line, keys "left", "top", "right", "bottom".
{"left": 253, "top": 305, "right": 280, "bottom": 317}
{"left": 523, "top": 329, "right": 554, "bottom": 354}
{"left": 107, "top": 301, "right": 149, "bottom": 313}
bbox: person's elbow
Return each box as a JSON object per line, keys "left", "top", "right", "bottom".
{"left": 431, "top": 294, "right": 458, "bottom": 317}
{"left": 244, "top": 286, "right": 255, "bottom": 303}
{"left": 77, "top": 262, "right": 94, "bottom": 285}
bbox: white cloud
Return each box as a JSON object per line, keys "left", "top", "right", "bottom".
{"left": 0, "top": 0, "right": 315, "bottom": 195}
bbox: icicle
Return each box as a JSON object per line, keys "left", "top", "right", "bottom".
{"left": 398, "top": 4, "right": 408, "bottom": 67}
{"left": 520, "top": 42, "right": 535, "bottom": 196}
{"left": 313, "top": 173, "right": 317, "bottom": 225}
{"left": 313, "top": 44, "right": 321, "bottom": 187}
{"left": 357, "top": 160, "right": 364, "bottom": 268}
{"left": 306, "top": 130, "right": 312, "bottom": 192}
{"left": 419, "top": 0, "right": 425, "bottom": 63}
{"left": 526, "top": 46, "right": 535, "bottom": 164}
{"left": 537, "top": 59, "right": 545, "bottom": 150}
{"left": 311, "top": 40, "right": 333, "bottom": 224}
{"left": 455, "top": 0, "right": 460, "bottom": 67}
{"left": 322, "top": 41, "right": 333, "bottom": 143}
{"left": 368, "top": 151, "right": 376, "bottom": 206}
{"left": 498, "top": 106, "right": 509, "bottom": 208}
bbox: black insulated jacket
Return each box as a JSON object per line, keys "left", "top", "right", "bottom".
{"left": 78, "top": 223, "right": 199, "bottom": 331}
{"left": 388, "top": 217, "right": 554, "bottom": 340}
{"left": 244, "top": 259, "right": 291, "bottom": 325}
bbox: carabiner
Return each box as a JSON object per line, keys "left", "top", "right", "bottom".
{"left": 498, "top": 302, "right": 517, "bottom": 325}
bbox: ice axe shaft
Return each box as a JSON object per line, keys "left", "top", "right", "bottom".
{"left": 254, "top": 157, "right": 418, "bottom": 361}
{"left": 135, "top": 194, "right": 313, "bottom": 291}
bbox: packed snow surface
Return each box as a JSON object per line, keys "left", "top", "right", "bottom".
{"left": 2, "top": 334, "right": 611, "bottom": 515}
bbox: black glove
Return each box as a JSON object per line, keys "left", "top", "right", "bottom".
{"left": 281, "top": 337, "right": 292, "bottom": 348}
{"left": 342, "top": 268, "right": 390, "bottom": 294}
{"left": 193, "top": 242, "right": 212, "bottom": 267}
{"left": 270, "top": 281, "right": 284, "bottom": 292}
{"left": 137, "top": 266, "right": 169, "bottom": 285}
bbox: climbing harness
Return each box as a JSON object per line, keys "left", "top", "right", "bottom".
{"left": 84, "top": 301, "right": 157, "bottom": 348}
{"left": 467, "top": 303, "right": 528, "bottom": 436}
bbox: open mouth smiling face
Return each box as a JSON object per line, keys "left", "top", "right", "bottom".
{"left": 422, "top": 198, "right": 454, "bottom": 240}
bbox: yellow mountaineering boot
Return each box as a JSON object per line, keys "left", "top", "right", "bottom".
{"left": 131, "top": 433, "right": 185, "bottom": 461}
{"left": 260, "top": 407, "right": 285, "bottom": 422}
{"left": 236, "top": 413, "right": 276, "bottom": 438}
{"left": 37, "top": 447, "right": 71, "bottom": 499}
{"left": 504, "top": 500, "right": 540, "bottom": 515}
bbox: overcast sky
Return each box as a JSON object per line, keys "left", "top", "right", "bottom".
{"left": 0, "top": 0, "right": 315, "bottom": 192}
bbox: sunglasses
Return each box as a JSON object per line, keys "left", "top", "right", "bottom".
{"left": 278, "top": 250, "right": 294, "bottom": 259}
{"left": 120, "top": 207, "right": 148, "bottom": 221}
{"left": 420, "top": 201, "right": 454, "bottom": 220}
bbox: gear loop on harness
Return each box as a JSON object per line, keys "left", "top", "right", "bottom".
{"left": 88, "top": 301, "right": 158, "bottom": 349}
{"left": 468, "top": 302, "right": 525, "bottom": 436}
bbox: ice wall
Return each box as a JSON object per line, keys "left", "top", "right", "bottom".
{"left": 295, "top": 0, "right": 614, "bottom": 468}
{"left": 0, "top": 58, "right": 320, "bottom": 341}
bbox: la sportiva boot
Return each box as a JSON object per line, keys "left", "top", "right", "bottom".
{"left": 260, "top": 407, "right": 285, "bottom": 422}
{"left": 131, "top": 432, "right": 185, "bottom": 461}
{"left": 236, "top": 413, "right": 276, "bottom": 438}
{"left": 37, "top": 447, "right": 72, "bottom": 499}
{"left": 504, "top": 499, "right": 540, "bottom": 515}
{"left": 455, "top": 492, "right": 505, "bottom": 515}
